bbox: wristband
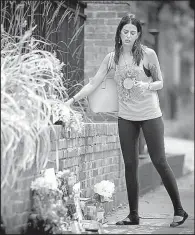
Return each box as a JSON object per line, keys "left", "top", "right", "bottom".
{"left": 148, "top": 82, "right": 152, "bottom": 90}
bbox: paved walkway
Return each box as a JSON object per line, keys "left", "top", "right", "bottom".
{"left": 164, "top": 137, "right": 194, "bottom": 174}
{"left": 103, "top": 137, "right": 194, "bottom": 234}
{"left": 104, "top": 172, "right": 194, "bottom": 234}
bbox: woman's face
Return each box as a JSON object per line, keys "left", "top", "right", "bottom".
{"left": 120, "top": 23, "right": 139, "bottom": 47}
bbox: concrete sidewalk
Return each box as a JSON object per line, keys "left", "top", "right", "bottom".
{"left": 103, "top": 137, "right": 194, "bottom": 234}
{"left": 104, "top": 172, "right": 194, "bottom": 234}
{"left": 164, "top": 137, "right": 194, "bottom": 175}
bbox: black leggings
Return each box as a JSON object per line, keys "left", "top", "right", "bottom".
{"left": 118, "top": 116, "right": 183, "bottom": 216}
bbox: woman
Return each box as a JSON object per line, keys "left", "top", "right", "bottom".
{"left": 65, "top": 14, "right": 188, "bottom": 227}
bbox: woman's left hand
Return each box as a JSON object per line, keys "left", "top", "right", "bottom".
{"left": 134, "top": 81, "right": 149, "bottom": 94}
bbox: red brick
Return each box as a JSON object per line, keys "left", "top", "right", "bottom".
{"left": 94, "top": 39, "right": 112, "bottom": 47}
{"left": 93, "top": 169, "right": 98, "bottom": 177}
{"left": 63, "top": 149, "right": 68, "bottom": 158}
{"left": 90, "top": 169, "right": 94, "bottom": 178}
{"left": 58, "top": 150, "right": 64, "bottom": 159}
{"left": 85, "top": 26, "right": 96, "bottom": 33}
{"left": 86, "top": 18, "right": 105, "bottom": 24}
{"left": 58, "top": 139, "right": 67, "bottom": 149}
{"left": 117, "top": 11, "right": 127, "bottom": 18}
{"left": 87, "top": 4, "right": 107, "bottom": 11}
{"left": 50, "top": 141, "right": 57, "bottom": 151}
{"left": 96, "top": 12, "right": 117, "bottom": 18}
{"left": 106, "top": 18, "right": 121, "bottom": 25}
{"left": 49, "top": 151, "right": 57, "bottom": 161}
{"left": 85, "top": 188, "right": 93, "bottom": 197}
{"left": 79, "top": 171, "right": 86, "bottom": 181}
{"left": 51, "top": 125, "right": 62, "bottom": 140}
{"left": 67, "top": 148, "right": 78, "bottom": 157}
{"left": 65, "top": 130, "right": 71, "bottom": 138}
{"left": 70, "top": 130, "right": 76, "bottom": 138}
{"left": 85, "top": 12, "right": 94, "bottom": 18}
{"left": 46, "top": 161, "right": 56, "bottom": 169}
{"left": 81, "top": 162, "right": 87, "bottom": 171}
{"left": 105, "top": 4, "right": 130, "bottom": 12}
{"left": 90, "top": 178, "right": 95, "bottom": 186}
{"left": 92, "top": 161, "right": 96, "bottom": 168}
{"left": 81, "top": 180, "right": 86, "bottom": 189}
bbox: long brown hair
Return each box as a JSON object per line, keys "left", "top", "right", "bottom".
{"left": 114, "top": 14, "right": 143, "bottom": 66}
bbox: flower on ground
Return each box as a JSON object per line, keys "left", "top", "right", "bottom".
{"left": 94, "top": 180, "right": 115, "bottom": 201}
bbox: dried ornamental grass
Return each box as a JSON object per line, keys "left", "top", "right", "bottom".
{"left": 1, "top": 1, "right": 93, "bottom": 123}
{"left": 1, "top": 1, "right": 85, "bottom": 231}
{"left": 1, "top": 25, "right": 79, "bottom": 191}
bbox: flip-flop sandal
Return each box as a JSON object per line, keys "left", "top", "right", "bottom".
{"left": 170, "top": 211, "right": 188, "bottom": 227}
{"left": 116, "top": 215, "right": 140, "bottom": 225}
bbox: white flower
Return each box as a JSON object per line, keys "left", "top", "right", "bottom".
{"left": 56, "top": 169, "right": 70, "bottom": 178}
{"left": 31, "top": 176, "right": 57, "bottom": 191}
{"left": 31, "top": 170, "right": 60, "bottom": 191}
{"left": 94, "top": 180, "right": 115, "bottom": 199}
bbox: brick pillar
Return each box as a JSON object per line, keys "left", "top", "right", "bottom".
{"left": 84, "top": 1, "right": 135, "bottom": 83}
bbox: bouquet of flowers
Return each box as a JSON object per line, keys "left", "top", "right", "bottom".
{"left": 81, "top": 180, "right": 115, "bottom": 224}
{"left": 51, "top": 101, "right": 84, "bottom": 133}
{"left": 56, "top": 170, "right": 72, "bottom": 201}
{"left": 26, "top": 169, "right": 78, "bottom": 234}
{"left": 56, "top": 170, "right": 78, "bottom": 220}
{"left": 29, "top": 177, "right": 69, "bottom": 233}
{"left": 94, "top": 180, "right": 115, "bottom": 223}
{"left": 93, "top": 180, "right": 115, "bottom": 203}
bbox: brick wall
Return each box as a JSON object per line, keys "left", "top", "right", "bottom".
{"left": 2, "top": 123, "right": 128, "bottom": 234}
{"left": 84, "top": 1, "right": 136, "bottom": 81}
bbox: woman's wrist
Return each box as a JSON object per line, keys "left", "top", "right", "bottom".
{"left": 148, "top": 82, "right": 152, "bottom": 90}
{"left": 147, "top": 81, "right": 163, "bottom": 91}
